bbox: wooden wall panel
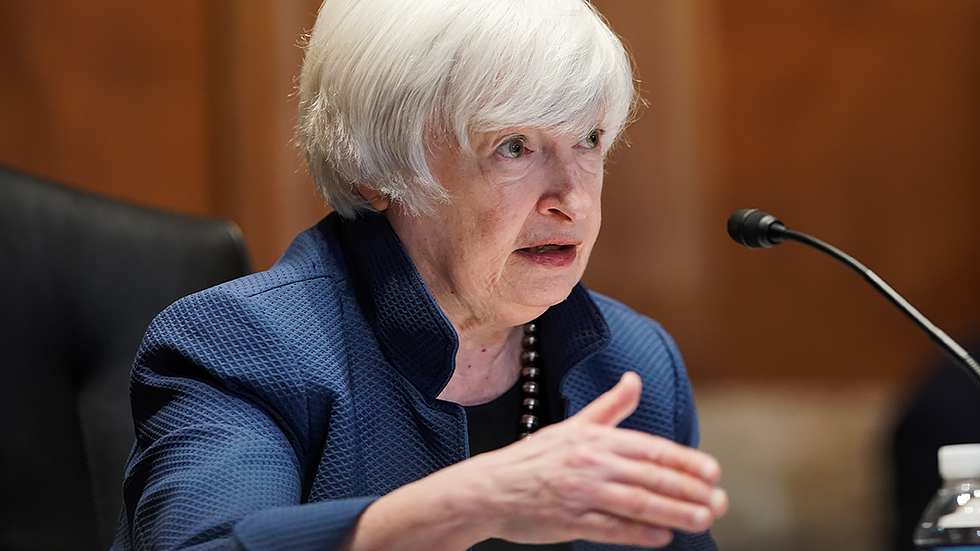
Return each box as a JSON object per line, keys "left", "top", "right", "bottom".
{"left": 0, "top": 1, "right": 211, "bottom": 215}
{"left": 206, "top": 0, "right": 327, "bottom": 270}
{"left": 3, "top": 1, "right": 978, "bottom": 384}
{"left": 710, "top": 0, "right": 980, "bottom": 383}
{"left": 0, "top": 1, "right": 325, "bottom": 270}
{"left": 586, "top": 1, "right": 723, "bottom": 377}
{"left": 588, "top": 0, "right": 980, "bottom": 384}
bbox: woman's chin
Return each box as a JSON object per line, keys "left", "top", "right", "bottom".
{"left": 508, "top": 278, "right": 580, "bottom": 313}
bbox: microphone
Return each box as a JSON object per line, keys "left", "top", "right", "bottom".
{"left": 727, "top": 208, "right": 980, "bottom": 387}
{"left": 726, "top": 208, "right": 786, "bottom": 249}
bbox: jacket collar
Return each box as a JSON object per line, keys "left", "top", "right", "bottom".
{"left": 332, "top": 211, "right": 610, "bottom": 402}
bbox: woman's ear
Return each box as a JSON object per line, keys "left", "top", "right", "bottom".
{"left": 355, "top": 184, "right": 390, "bottom": 211}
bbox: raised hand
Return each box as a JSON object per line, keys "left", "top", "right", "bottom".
{"left": 457, "top": 371, "right": 728, "bottom": 547}
{"left": 342, "top": 372, "right": 727, "bottom": 551}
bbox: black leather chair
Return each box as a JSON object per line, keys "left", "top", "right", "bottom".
{"left": 0, "top": 165, "right": 251, "bottom": 551}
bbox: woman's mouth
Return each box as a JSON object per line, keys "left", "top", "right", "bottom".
{"left": 515, "top": 244, "right": 577, "bottom": 268}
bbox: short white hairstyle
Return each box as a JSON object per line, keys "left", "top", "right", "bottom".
{"left": 298, "top": 0, "right": 636, "bottom": 218}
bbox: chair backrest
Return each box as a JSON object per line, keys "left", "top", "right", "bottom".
{"left": 0, "top": 165, "right": 251, "bottom": 551}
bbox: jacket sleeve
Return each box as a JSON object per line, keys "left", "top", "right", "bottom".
{"left": 655, "top": 325, "right": 699, "bottom": 450}
{"left": 650, "top": 323, "right": 717, "bottom": 551}
{"left": 113, "top": 288, "right": 375, "bottom": 551}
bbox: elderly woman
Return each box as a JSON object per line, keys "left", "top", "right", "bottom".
{"left": 112, "top": 0, "right": 727, "bottom": 550}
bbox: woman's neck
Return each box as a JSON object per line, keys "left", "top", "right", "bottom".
{"left": 437, "top": 324, "right": 524, "bottom": 406}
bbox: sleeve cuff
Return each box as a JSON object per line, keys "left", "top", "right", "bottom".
{"left": 234, "top": 497, "right": 379, "bottom": 551}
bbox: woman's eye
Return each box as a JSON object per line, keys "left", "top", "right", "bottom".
{"left": 581, "top": 129, "right": 603, "bottom": 149}
{"left": 496, "top": 137, "right": 527, "bottom": 159}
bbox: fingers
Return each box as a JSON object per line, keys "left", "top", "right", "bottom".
{"left": 478, "top": 371, "right": 729, "bottom": 546}
{"left": 586, "top": 450, "right": 728, "bottom": 531}
{"left": 610, "top": 430, "right": 723, "bottom": 485}
{"left": 597, "top": 450, "right": 727, "bottom": 515}
{"left": 551, "top": 431, "right": 728, "bottom": 528}
{"left": 593, "top": 482, "right": 718, "bottom": 534}
{"left": 569, "top": 374, "right": 720, "bottom": 483}
{"left": 559, "top": 511, "right": 676, "bottom": 548}
{"left": 567, "top": 386, "right": 722, "bottom": 487}
{"left": 572, "top": 371, "right": 642, "bottom": 427}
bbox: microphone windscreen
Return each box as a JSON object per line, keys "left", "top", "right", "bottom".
{"left": 727, "top": 209, "right": 784, "bottom": 249}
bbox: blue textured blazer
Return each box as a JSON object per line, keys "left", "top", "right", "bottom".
{"left": 112, "top": 212, "right": 716, "bottom": 551}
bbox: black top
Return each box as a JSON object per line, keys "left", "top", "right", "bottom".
{"left": 466, "top": 380, "right": 572, "bottom": 551}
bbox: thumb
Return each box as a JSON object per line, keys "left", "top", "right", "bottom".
{"left": 572, "top": 371, "right": 642, "bottom": 427}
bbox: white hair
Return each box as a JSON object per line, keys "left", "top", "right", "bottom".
{"left": 298, "top": 0, "right": 636, "bottom": 218}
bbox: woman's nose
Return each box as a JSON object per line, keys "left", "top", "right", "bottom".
{"left": 537, "top": 153, "right": 600, "bottom": 223}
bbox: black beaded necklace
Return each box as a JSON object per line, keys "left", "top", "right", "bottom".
{"left": 518, "top": 322, "right": 543, "bottom": 440}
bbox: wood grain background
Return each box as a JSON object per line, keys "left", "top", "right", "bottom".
{"left": 2, "top": 1, "right": 978, "bottom": 387}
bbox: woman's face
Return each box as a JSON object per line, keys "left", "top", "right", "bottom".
{"left": 386, "top": 126, "right": 604, "bottom": 334}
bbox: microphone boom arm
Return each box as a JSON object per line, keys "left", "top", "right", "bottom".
{"left": 779, "top": 226, "right": 980, "bottom": 384}
{"left": 738, "top": 210, "right": 980, "bottom": 387}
